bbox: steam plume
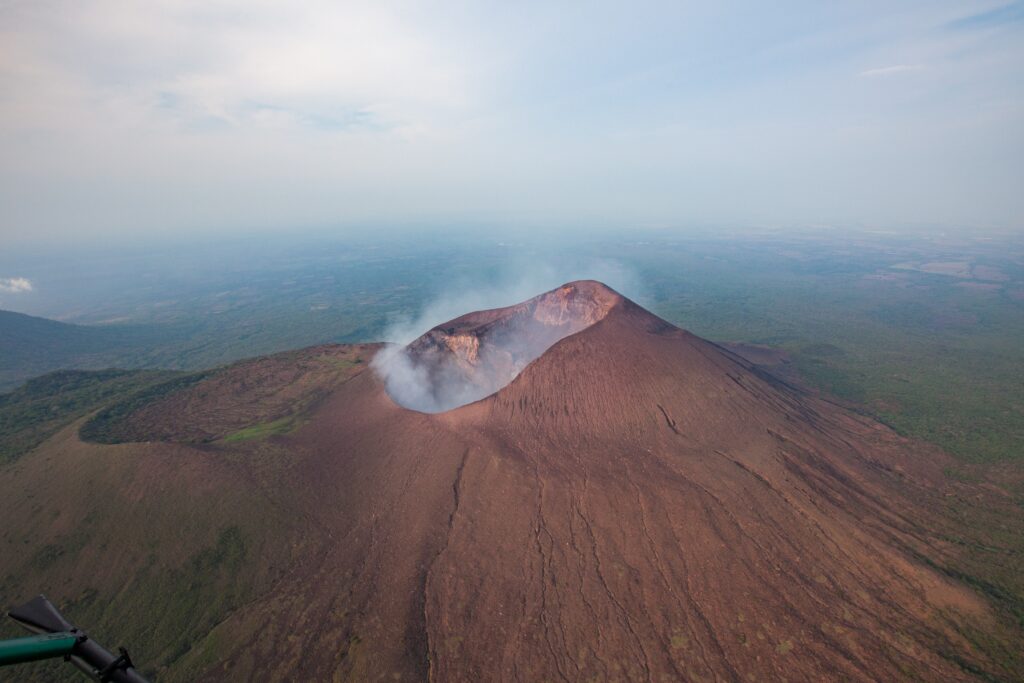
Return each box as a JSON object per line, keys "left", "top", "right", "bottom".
{"left": 372, "top": 261, "right": 642, "bottom": 413}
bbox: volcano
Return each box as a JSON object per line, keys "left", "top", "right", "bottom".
{"left": 377, "top": 281, "right": 621, "bottom": 412}
{"left": 1, "top": 281, "right": 1022, "bottom": 682}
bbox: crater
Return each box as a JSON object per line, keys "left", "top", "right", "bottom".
{"left": 374, "top": 281, "right": 621, "bottom": 412}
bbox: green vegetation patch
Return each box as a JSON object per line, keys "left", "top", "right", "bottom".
{"left": 321, "top": 355, "right": 364, "bottom": 370}
{"left": 222, "top": 416, "right": 297, "bottom": 443}
{"left": 79, "top": 371, "right": 212, "bottom": 444}
{"left": 0, "top": 369, "right": 180, "bottom": 463}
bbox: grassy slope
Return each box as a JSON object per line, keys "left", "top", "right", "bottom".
{"left": 0, "top": 429, "right": 297, "bottom": 682}
{"left": 0, "top": 369, "right": 182, "bottom": 463}
{"left": 0, "top": 348, "right": 373, "bottom": 681}
{"left": 78, "top": 345, "right": 372, "bottom": 445}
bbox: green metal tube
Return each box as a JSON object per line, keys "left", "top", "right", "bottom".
{"left": 0, "top": 631, "right": 78, "bottom": 666}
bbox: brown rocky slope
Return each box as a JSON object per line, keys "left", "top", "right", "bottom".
{"left": 1, "top": 281, "right": 1021, "bottom": 682}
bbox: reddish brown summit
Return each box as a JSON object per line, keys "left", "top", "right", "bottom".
{"left": 379, "top": 280, "right": 622, "bottom": 412}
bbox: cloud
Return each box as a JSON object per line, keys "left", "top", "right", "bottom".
{"left": 0, "top": 1, "right": 473, "bottom": 134}
{"left": 1, "top": 2, "right": 1023, "bottom": 240}
{"left": 948, "top": 2, "right": 1024, "bottom": 30}
{"left": 858, "top": 64, "right": 924, "bottom": 78}
{"left": 0, "top": 277, "right": 33, "bottom": 293}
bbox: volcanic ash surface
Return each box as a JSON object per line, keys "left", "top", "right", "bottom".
{"left": 374, "top": 280, "right": 620, "bottom": 412}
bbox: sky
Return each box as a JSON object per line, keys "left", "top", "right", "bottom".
{"left": 0, "top": 0, "right": 1022, "bottom": 245}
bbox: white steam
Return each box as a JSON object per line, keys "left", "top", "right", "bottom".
{"left": 372, "top": 259, "right": 645, "bottom": 413}
{"left": 371, "top": 343, "right": 494, "bottom": 413}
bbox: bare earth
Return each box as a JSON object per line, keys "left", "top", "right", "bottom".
{"left": 1, "top": 282, "right": 1021, "bottom": 682}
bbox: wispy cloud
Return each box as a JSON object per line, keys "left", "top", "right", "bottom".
{"left": 859, "top": 64, "right": 924, "bottom": 78}
{"left": 948, "top": 2, "right": 1024, "bottom": 30}
{"left": 1, "top": 2, "right": 1022, "bottom": 239}
{"left": 0, "top": 1, "right": 472, "bottom": 134}
{"left": 0, "top": 277, "right": 33, "bottom": 293}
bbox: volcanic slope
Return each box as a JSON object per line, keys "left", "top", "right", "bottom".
{"left": 2, "top": 281, "right": 1022, "bottom": 682}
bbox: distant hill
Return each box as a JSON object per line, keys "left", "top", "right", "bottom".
{"left": 0, "top": 309, "right": 172, "bottom": 391}
{"left": 0, "top": 307, "right": 382, "bottom": 393}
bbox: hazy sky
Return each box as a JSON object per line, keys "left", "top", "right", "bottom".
{"left": 1, "top": 0, "right": 1022, "bottom": 244}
